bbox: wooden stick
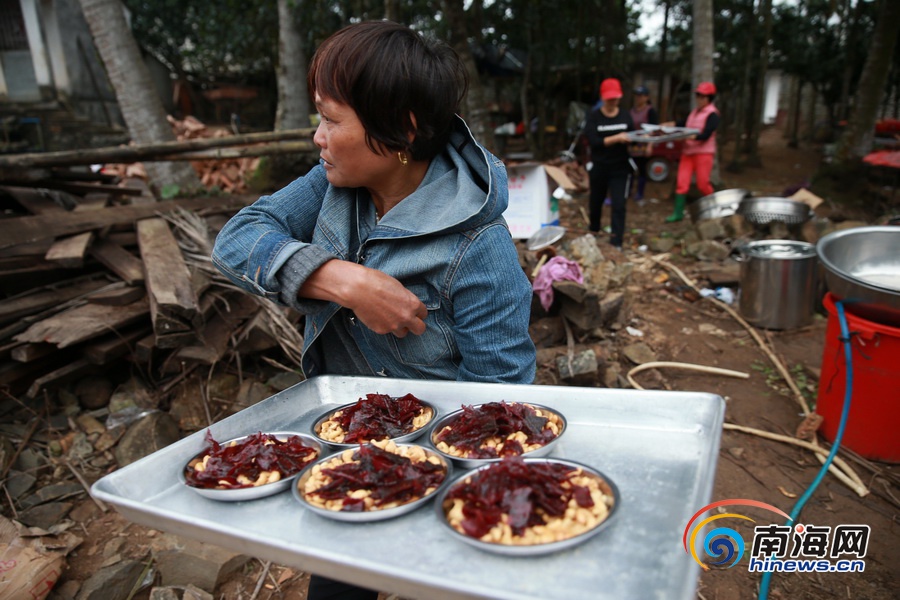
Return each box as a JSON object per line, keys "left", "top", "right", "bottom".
{"left": 66, "top": 460, "right": 109, "bottom": 512}
{"left": 724, "top": 423, "right": 868, "bottom": 497}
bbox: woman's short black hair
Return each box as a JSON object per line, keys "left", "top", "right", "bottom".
{"left": 309, "top": 20, "right": 469, "bottom": 161}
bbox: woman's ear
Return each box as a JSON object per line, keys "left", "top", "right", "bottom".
{"left": 408, "top": 112, "right": 418, "bottom": 143}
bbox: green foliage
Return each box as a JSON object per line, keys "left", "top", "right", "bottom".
{"left": 751, "top": 360, "right": 815, "bottom": 403}
{"left": 160, "top": 183, "right": 180, "bottom": 199}
{"left": 124, "top": 0, "right": 280, "bottom": 80}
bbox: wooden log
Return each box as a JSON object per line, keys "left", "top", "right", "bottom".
{"left": 0, "top": 276, "right": 109, "bottom": 325}
{"left": 89, "top": 239, "right": 144, "bottom": 285}
{"left": 13, "top": 298, "right": 150, "bottom": 348}
{"left": 11, "top": 342, "right": 55, "bottom": 363}
{"left": 137, "top": 218, "right": 201, "bottom": 341}
{"left": 118, "top": 177, "right": 155, "bottom": 205}
{"left": 0, "top": 239, "right": 53, "bottom": 259}
{"left": 0, "top": 128, "right": 316, "bottom": 169}
{"left": 86, "top": 285, "right": 145, "bottom": 306}
{"left": 72, "top": 193, "right": 111, "bottom": 212}
{"left": 0, "top": 353, "right": 70, "bottom": 395}
{"left": 155, "top": 140, "right": 316, "bottom": 161}
{"left": 0, "top": 185, "right": 73, "bottom": 214}
{"left": 0, "top": 195, "right": 250, "bottom": 250}
{"left": 27, "top": 357, "right": 99, "bottom": 399}
{"left": 134, "top": 333, "right": 157, "bottom": 364}
{"left": 83, "top": 324, "right": 153, "bottom": 365}
{"left": 175, "top": 294, "right": 257, "bottom": 365}
{"left": 45, "top": 232, "right": 95, "bottom": 268}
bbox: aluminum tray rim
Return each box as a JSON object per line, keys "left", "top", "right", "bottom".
{"left": 434, "top": 457, "right": 620, "bottom": 556}
{"left": 427, "top": 402, "right": 567, "bottom": 469}
{"left": 180, "top": 431, "right": 323, "bottom": 502}
{"left": 292, "top": 442, "right": 452, "bottom": 522}
{"left": 310, "top": 398, "right": 438, "bottom": 451}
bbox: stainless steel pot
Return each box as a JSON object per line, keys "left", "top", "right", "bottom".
{"left": 734, "top": 240, "right": 819, "bottom": 329}
{"left": 816, "top": 226, "right": 900, "bottom": 326}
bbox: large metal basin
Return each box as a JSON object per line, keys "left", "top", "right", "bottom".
{"left": 689, "top": 189, "right": 750, "bottom": 222}
{"left": 816, "top": 226, "right": 900, "bottom": 326}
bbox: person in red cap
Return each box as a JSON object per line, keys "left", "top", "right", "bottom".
{"left": 582, "top": 77, "right": 635, "bottom": 248}
{"left": 663, "top": 81, "right": 720, "bottom": 222}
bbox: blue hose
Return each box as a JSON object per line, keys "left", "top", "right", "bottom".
{"left": 758, "top": 301, "right": 854, "bottom": 599}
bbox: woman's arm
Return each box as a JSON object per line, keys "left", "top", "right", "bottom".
{"left": 695, "top": 112, "right": 720, "bottom": 141}
{"left": 211, "top": 166, "right": 330, "bottom": 299}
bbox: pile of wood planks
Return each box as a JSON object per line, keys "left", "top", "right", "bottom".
{"left": 0, "top": 177, "right": 303, "bottom": 400}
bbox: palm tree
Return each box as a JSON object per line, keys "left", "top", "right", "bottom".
{"left": 78, "top": 0, "right": 202, "bottom": 196}
{"left": 274, "top": 0, "right": 311, "bottom": 132}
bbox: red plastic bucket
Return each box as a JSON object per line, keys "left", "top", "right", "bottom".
{"left": 816, "top": 293, "right": 900, "bottom": 462}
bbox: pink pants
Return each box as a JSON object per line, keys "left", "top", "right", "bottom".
{"left": 676, "top": 153, "right": 715, "bottom": 196}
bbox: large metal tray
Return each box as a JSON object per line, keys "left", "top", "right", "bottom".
{"left": 92, "top": 376, "right": 724, "bottom": 600}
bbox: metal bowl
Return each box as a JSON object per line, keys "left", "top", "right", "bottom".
{"left": 526, "top": 225, "right": 566, "bottom": 251}
{"left": 737, "top": 196, "right": 813, "bottom": 226}
{"left": 311, "top": 397, "right": 437, "bottom": 451}
{"left": 427, "top": 402, "right": 567, "bottom": 469}
{"left": 816, "top": 226, "right": 900, "bottom": 326}
{"left": 181, "top": 432, "right": 323, "bottom": 502}
{"left": 435, "top": 457, "right": 619, "bottom": 556}
{"left": 292, "top": 443, "right": 451, "bottom": 522}
{"left": 689, "top": 189, "right": 750, "bottom": 222}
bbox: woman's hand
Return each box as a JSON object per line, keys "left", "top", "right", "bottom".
{"left": 607, "top": 132, "right": 631, "bottom": 145}
{"left": 299, "top": 260, "right": 427, "bottom": 337}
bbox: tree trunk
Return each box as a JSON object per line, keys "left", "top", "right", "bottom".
{"left": 835, "top": 0, "right": 900, "bottom": 163}
{"left": 441, "top": 0, "right": 495, "bottom": 154}
{"left": 77, "top": 0, "right": 202, "bottom": 197}
{"left": 692, "top": 0, "right": 718, "bottom": 185}
{"left": 691, "top": 0, "right": 715, "bottom": 99}
{"left": 658, "top": 1, "right": 670, "bottom": 118}
{"left": 275, "top": 0, "right": 311, "bottom": 132}
{"left": 787, "top": 77, "right": 802, "bottom": 148}
{"left": 745, "top": 0, "right": 772, "bottom": 168}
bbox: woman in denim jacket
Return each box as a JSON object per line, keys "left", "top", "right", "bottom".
{"left": 212, "top": 23, "right": 535, "bottom": 597}
{"left": 213, "top": 21, "right": 535, "bottom": 385}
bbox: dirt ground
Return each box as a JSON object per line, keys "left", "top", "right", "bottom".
{"left": 32, "top": 126, "right": 899, "bottom": 599}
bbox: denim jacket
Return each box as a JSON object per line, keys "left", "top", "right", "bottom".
{"left": 212, "top": 116, "right": 536, "bottom": 384}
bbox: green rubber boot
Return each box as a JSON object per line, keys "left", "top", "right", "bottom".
{"left": 665, "top": 194, "right": 686, "bottom": 223}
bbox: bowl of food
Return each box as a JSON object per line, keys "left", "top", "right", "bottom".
{"left": 428, "top": 401, "right": 566, "bottom": 469}
{"left": 436, "top": 456, "right": 619, "bottom": 556}
{"left": 181, "top": 431, "right": 322, "bottom": 502}
{"left": 312, "top": 392, "right": 436, "bottom": 449}
{"left": 293, "top": 439, "right": 451, "bottom": 522}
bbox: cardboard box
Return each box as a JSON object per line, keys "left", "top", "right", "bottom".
{"left": 504, "top": 163, "right": 576, "bottom": 239}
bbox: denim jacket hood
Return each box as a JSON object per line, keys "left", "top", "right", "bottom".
{"left": 212, "top": 116, "right": 536, "bottom": 384}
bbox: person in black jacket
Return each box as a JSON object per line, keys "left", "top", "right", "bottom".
{"left": 583, "top": 78, "right": 634, "bottom": 248}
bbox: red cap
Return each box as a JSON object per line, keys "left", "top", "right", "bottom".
{"left": 696, "top": 81, "right": 717, "bottom": 96}
{"left": 600, "top": 78, "right": 623, "bottom": 101}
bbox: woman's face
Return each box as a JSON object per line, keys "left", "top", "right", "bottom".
{"left": 313, "top": 93, "right": 395, "bottom": 189}
{"left": 695, "top": 94, "right": 711, "bottom": 109}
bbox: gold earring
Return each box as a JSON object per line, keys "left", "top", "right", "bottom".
{"left": 398, "top": 152, "right": 408, "bottom": 166}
